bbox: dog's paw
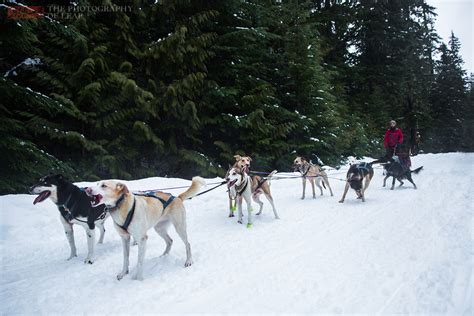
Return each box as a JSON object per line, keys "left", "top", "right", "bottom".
{"left": 237, "top": 219, "right": 243, "bottom": 224}
{"left": 247, "top": 223, "right": 253, "bottom": 228}
{"left": 275, "top": 216, "right": 280, "bottom": 220}
{"left": 228, "top": 213, "right": 235, "bottom": 218}
{"left": 256, "top": 212, "right": 262, "bottom": 216}
{"left": 84, "top": 257, "right": 94, "bottom": 264}
{"left": 300, "top": 197, "right": 305, "bottom": 200}
{"left": 117, "top": 270, "right": 129, "bottom": 280}
{"left": 184, "top": 259, "right": 193, "bottom": 267}
{"left": 67, "top": 253, "right": 77, "bottom": 261}
{"left": 338, "top": 200, "right": 344, "bottom": 203}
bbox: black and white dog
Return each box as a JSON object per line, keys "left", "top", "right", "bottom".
{"left": 382, "top": 156, "right": 423, "bottom": 190}
{"left": 29, "top": 174, "right": 108, "bottom": 264}
{"left": 339, "top": 162, "right": 375, "bottom": 203}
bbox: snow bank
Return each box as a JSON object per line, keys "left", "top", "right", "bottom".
{"left": 0, "top": 153, "right": 472, "bottom": 314}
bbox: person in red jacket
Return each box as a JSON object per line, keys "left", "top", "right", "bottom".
{"left": 384, "top": 120, "right": 404, "bottom": 158}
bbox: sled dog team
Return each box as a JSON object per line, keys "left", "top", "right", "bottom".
{"left": 29, "top": 154, "right": 422, "bottom": 280}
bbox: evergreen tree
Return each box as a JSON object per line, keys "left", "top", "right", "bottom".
{"left": 0, "top": 8, "right": 99, "bottom": 193}
{"left": 426, "top": 33, "right": 468, "bottom": 152}
{"left": 348, "top": 0, "right": 437, "bottom": 155}
{"left": 0, "top": 0, "right": 471, "bottom": 193}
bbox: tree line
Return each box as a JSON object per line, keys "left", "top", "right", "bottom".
{"left": 1, "top": 0, "right": 472, "bottom": 193}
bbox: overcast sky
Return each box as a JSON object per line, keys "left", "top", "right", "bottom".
{"left": 428, "top": 0, "right": 473, "bottom": 75}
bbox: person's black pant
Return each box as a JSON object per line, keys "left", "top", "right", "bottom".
{"left": 385, "top": 147, "right": 396, "bottom": 158}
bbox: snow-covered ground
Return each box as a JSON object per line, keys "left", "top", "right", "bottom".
{"left": 0, "top": 153, "right": 472, "bottom": 314}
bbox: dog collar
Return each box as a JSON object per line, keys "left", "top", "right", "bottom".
{"left": 107, "top": 193, "right": 126, "bottom": 211}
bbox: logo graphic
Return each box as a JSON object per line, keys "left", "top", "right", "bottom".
{"left": 7, "top": 6, "right": 44, "bottom": 20}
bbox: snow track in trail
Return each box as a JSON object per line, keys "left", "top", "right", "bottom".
{"left": 0, "top": 153, "right": 472, "bottom": 314}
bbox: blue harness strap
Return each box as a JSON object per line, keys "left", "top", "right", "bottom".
{"left": 356, "top": 162, "right": 372, "bottom": 175}
{"left": 134, "top": 192, "right": 176, "bottom": 210}
{"left": 117, "top": 192, "right": 175, "bottom": 232}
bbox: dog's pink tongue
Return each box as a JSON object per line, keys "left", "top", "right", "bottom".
{"left": 33, "top": 191, "right": 50, "bottom": 205}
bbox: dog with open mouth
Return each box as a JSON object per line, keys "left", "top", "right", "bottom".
{"left": 29, "top": 174, "right": 108, "bottom": 264}
{"left": 226, "top": 166, "right": 279, "bottom": 228}
{"left": 86, "top": 177, "right": 205, "bottom": 280}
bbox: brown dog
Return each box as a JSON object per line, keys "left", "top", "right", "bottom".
{"left": 250, "top": 170, "right": 279, "bottom": 219}
{"left": 293, "top": 156, "right": 334, "bottom": 199}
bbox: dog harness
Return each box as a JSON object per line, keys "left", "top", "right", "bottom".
{"left": 112, "top": 192, "right": 175, "bottom": 232}
{"left": 254, "top": 178, "right": 267, "bottom": 192}
{"left": 300, "top": 162, "right": 322, "bottom": 178}
{"left": 300, "top": 163, "right": 311, "bottom": 177}
{"left": 235, "top": 178, "right": 249, "bottom": 195}
{"left": 356, "top": 162, "right": 372, "bottom": 175}
{"left": 134, "top": 191, "right": 176, "bottom": 209}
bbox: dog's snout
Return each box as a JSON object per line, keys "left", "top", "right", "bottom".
{"left": 85, "top": 187, "right": 93, "bottom": 195}
{"left": 28, "top": 185, "right": 35, "bottom": 194}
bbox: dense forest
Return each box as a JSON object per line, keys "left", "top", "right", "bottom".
{"left": 1, "top": 0, "right": 472, "bottom": 193}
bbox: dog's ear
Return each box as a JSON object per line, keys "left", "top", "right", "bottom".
{"left": 116, "top": 183, "right": 129, "bottom": 194}
{"left": 233, "top": 155, "right": 241, "bottom": 161}
{"left": 247, "top": 156, "right": 252, "bottom": 162}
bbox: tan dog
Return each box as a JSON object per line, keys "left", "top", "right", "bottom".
{"left": 86, "top": 177, "right": 205, "bottom": 280}
{"left": 250, "top": 171, "right": 279, "bottom": 219}
{"left": 293, "top": 156, "right": 334, "bottom": 199}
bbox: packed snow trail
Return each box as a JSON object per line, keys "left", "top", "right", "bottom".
{"left": 0, "top": 153, "right": 472, "bottom": 314}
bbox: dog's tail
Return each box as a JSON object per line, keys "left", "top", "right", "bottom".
{"left": 178, "top": 176, "right": 206, "bottom": 201}
{"left": 412, "top": 166, "right": 423, "bottom": 174}
{"left": 266, "top": 170, "right": 278, "bottom": 183}
{"left": 369, "top": 158, "right": 385, "bottom": 165}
